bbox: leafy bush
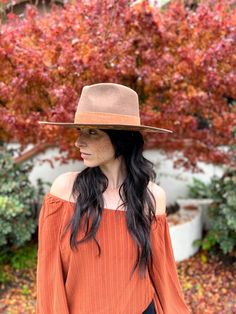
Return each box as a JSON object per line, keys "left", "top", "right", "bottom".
{"left": 0, "top": 266, "right": 11, "bottom": 284}
{"left": 189, "top": 168, "right": 236, "bottom": 255}
{"left": 0, "top": 144, "right": 47, "bottom": 249}
{"left": 0, "top": 243, "right": 37, "bottom": 284}
{"left": 9, "top": 244, "right": 37, "bottom": 270}
{"left": 187, "top": 177, "right": 212, "bottom": 199}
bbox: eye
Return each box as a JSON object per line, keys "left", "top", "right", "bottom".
{"left": 89, "top": 129, "right": 97, "bottom": 135}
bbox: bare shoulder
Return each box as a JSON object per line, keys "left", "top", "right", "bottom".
{"left": 50, "top": 171, "right": 79, "bottom": 201}
{"left": 147, "top": 181, "right": 167, "bottom": 215}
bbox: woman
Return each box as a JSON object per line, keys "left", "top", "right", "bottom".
{"left": 37, "top": 83, "right": 190, "bottom": 314}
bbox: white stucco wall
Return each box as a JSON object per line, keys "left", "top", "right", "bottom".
{"left": 143, "top": 150, "right": 223, "bottom": 203}
{"left": 11, "top": 145, "right": 223, "bottom": 205}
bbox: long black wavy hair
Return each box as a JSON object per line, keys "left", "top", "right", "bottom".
{"left": 66, "top": 129, "right": 158, "bottom": 279}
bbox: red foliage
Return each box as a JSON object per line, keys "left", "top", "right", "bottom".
{"left": 0, "top": 0, "right": 235, "bottom": 171}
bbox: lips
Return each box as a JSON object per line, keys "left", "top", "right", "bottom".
{"left": 80, "top": 152, "right": 90, "bottom": 155}
{"left": 80, "top": 152, "right": 91, "bottom": 159}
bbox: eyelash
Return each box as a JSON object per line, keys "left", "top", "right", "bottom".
{"left": 89, "top": 130, "right": 96, "bottom": 135}
{"left": 77, "top": 129, "right": 97, "bottom": 136}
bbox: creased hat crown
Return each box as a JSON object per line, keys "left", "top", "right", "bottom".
{"left": 38, "top": 82, "right": 173, "bottom": 133}
{"left": 75, "top": 83, "right": 140, "bottom": 125}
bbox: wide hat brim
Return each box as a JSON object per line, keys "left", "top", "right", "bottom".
{"left": 38, "top": 121, "right": 173, "bottom": 133}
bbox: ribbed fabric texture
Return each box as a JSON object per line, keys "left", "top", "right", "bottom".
{"left": 36, "top": 193, "right": 190, "bottom": 314}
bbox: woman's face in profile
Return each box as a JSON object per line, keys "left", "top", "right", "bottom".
{"left": 75, "top": 128, "right": 116, "bottom": 167}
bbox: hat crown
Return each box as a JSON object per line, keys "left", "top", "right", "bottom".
{"left": 38, "top": 82, "right": 173, "bottom": 134}
{"left": 74, "top": 83, "right": 140, "bottom": 125}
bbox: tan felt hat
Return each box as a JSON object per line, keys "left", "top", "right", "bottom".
{"left": 38, "top": 83, "right": 173, "bottom": 133}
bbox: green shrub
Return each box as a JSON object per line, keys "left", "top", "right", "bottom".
{"left": 0, "top": 195, "right": 37, "bottom": 247}
{"left": 0, "top": 144, "right": 47, "bottom": 249}
{"left": 189, "top": 168, "right": 236, "bottom": 255}
{"left": 0, "top": 243, "right": 37, "bottom": 284}
{"left": 0, "top": 266, "right": 11, "bottom": 284}
{"left": 10, "top": 243, "right": 37, "bottom": 270}
{"left": 187, "top": 177, "right": 212, "bottom": 199}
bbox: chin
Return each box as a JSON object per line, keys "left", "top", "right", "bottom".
{"left": 83, "top": 161, "right": 99, "bottom": 168}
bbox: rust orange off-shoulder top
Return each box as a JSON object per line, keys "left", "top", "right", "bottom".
{"left": 36, "top": 193, "right": 190, "bottom": 314}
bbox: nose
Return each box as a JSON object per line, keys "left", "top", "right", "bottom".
{"left": 75, "top": 134, "right": 87, "bottom": 148}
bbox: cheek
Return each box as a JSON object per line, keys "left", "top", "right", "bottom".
{"left": 95, "top": 138, "right": 115, "bottom": 161}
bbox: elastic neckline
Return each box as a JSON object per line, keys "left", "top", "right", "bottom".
{"left": 46, "top": 192, "right": 166, "bottom": 217}
{"left": 47, "top": 192, "right": 126, "bottom": 212}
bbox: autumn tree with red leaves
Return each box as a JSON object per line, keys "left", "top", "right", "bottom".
{"left": 0, "top": 0, "right": 235, "bottom": 171}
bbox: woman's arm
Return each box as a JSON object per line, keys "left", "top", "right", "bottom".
{"left": 36, "top": 193, "right": 70, "bottom": 314}
{"left": 147, "top": 183, "right": 191, "bottom": 314}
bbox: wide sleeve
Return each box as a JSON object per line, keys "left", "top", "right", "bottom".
{"left": 148, "top": 214, "right": 191, "bottom": 314}
{"left": 36, "top": 193, "right": 70, "bottom": 314}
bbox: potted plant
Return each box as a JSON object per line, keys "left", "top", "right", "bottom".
{"left": 164, "top": 178, "right": 214, "bottom": 262}
{"left": 166, "top": 198, "right": 204, "bottom": 262}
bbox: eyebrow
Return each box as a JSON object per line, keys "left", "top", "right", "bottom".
{"left": 76, "top": 128, "right": 98, "bottom": 133}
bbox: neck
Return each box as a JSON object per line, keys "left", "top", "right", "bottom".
{"left": 100, "top": 156, "right": 126, "bottom": 189}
